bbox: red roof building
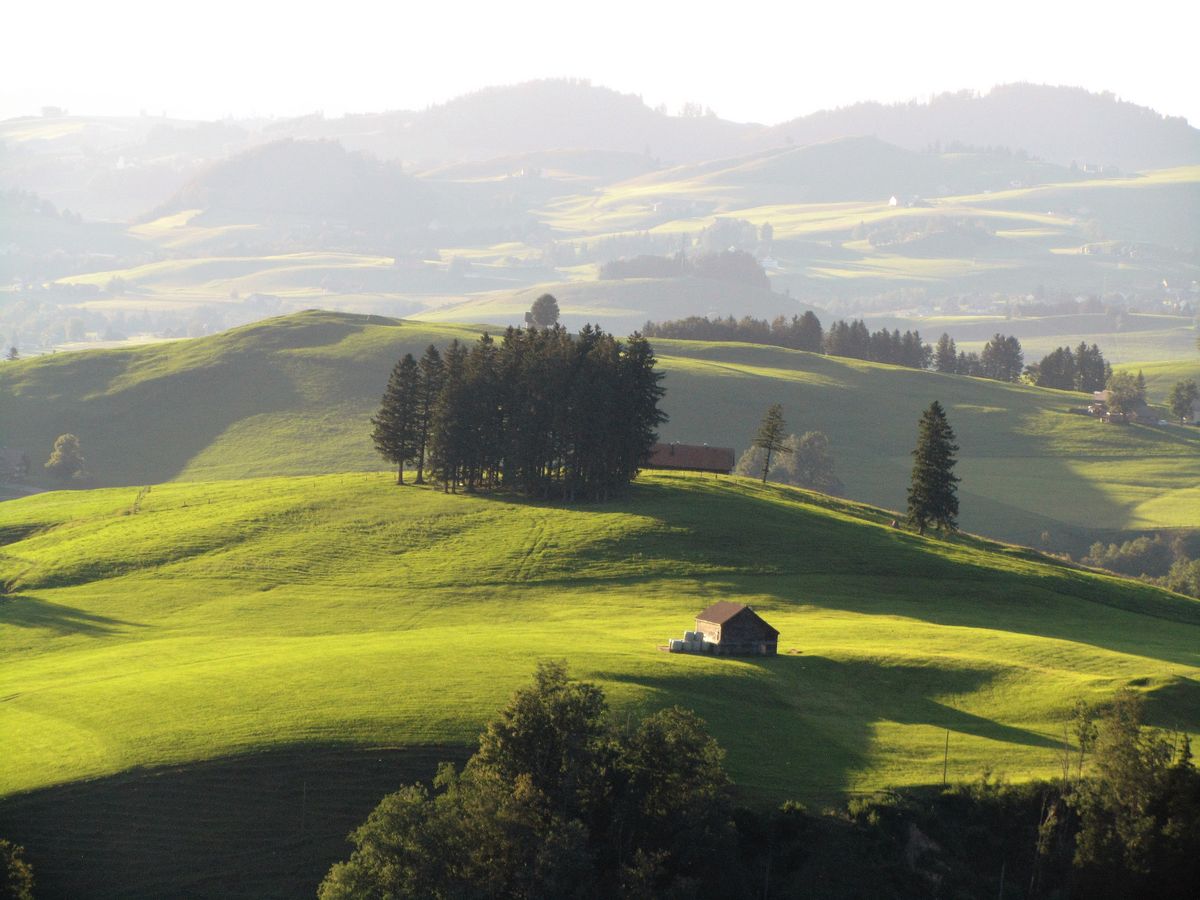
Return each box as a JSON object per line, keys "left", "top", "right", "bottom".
{"left": 646, "top": 442, "right": 735, "bottom": 475}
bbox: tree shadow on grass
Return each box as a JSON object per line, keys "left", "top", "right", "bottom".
{"left": 0, "top": 594, "right": 143, "bottom": 636}
{"left": 602, "top": 654, "right": 1060, "bottom": 803}
{"left": 1143, "top": 675, "right": 1200, "bottom": 732}
{"left": 0, "top": 743, "right": 471, "bottom": 900}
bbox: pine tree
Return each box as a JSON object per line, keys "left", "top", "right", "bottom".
{"left": 751, "top": 404, "right": 791, "bottom": 483}
{"left": 429, "top": 340, "right": 468, "bottom": 492}
{"left": 371, "top": 353, "right": 421, "bottom": 484}
{"left": 934, "top": 333, "right": 957, "bottom": 373}
{"left": 907, "top": 401, "right": 960, "bottom": 534}
{"left": 796, "top": 311, "right": 823, "bottom": 352}
{"left": 413, "top": 345, "right": 444, "bottom": 484}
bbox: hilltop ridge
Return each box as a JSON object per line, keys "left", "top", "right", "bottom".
{"left": 2, "top": 310, "right": 1197, "bottom": 546}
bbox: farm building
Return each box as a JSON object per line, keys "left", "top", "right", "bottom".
{"left": 670, "top": 601, "right": 779, "bottom": 656}
{"left": 646, "top": 442, "right": 735, "bottom": 475}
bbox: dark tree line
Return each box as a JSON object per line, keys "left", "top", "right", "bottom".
{"left": 644, "top": 314, "right": 1004, "bottom": 377}
{"left": 643, "top": 312, "right": 824, "bottom": 351}
{"left": 372, "top": 326, "right": 666, "bottom": 502}
{"left": 824, "top": 319, "right": 932, "bottom": 369}
{"left": 321, "top": 668, "right": 1200, "bottom": 899}
{"left": 1025, "top": 342, "right": 1113, "bottom": 392}
{"left": 647, "top": 314, "right": 1124, "bottom": 394}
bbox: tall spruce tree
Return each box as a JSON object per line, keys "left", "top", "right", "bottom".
{"left": 429, "top": 340, "right": 468, "bottom": 492}
{"left": 414, "top": 345, "right": 444, "bottom": 484}
{"left": 907, "top": 401, "right": 960, "bottom": 534}
{"left": 371, "top": 353, "right": 421, "bottom": 484}
{"left": 751, "top": 403, "right": 791, "bottom": 484}
{"left": 934, "top": 333, "right": 957, "bottom": 373}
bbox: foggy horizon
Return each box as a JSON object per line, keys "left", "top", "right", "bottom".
{"left": 3, "top": 0, "right": 1198, "bottom": 127}
{"left": 5, "top": 76, "right": 1195, "bottom": 130}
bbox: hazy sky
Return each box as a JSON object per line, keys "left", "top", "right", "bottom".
{"left": 4, "top": 0, "right": 1198, "bottom": 125}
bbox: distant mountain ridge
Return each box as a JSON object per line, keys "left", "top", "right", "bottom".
{"left": 766, "top": 84, "right": 1200, "bottom": 171}
{"left": 191, "top": 80, "right": 1199, "bottom": 171}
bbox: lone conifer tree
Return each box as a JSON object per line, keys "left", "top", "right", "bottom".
{"left": 907, "top": 401, "right": 959, "bottom": 534}
{"left": 752, "top": 403, "right": 791, "bottom": 483}
{"left": 371, "top": 353, "right": 421, "bottom": 483}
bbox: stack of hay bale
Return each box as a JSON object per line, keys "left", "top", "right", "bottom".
{"left": 669, "top": 630, "right": 712, "bottom": 654}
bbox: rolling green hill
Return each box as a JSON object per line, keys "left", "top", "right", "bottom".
{"left": 1, "top": 470, "right": 1197, "bottom": 894}
{"left": 3, "top": 310, "right": 1197, "bottom": 546}
{"left": 1, "top": 473, "right": 1196, "bottom": 798}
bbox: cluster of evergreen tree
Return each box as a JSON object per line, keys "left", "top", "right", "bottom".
{"left": 932, "top": 332, "right": 1025, "bottom": 382}
{"left": 371, "top": 326, "right": 666, "bottom": 502}
{"left": 643, "top": 312, "right": 824, "bottom": 351}
{"left": 824, "top": 319, "right": 931, "bottom": 368}
{"left": 1025, "top": 342, "right": 1113, "bottom": 392}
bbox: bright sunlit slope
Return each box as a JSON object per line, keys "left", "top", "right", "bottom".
{"left": 2, "top": 471, "right": 1197, "bottom": 805}
{"left": 652, "top": 339, "right": 1200, "bottom": 543}
{"left": 2, "top": 310, "right": 1197, "bottom": 546}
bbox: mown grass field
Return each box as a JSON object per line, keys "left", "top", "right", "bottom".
{"left": 3, "top": 311, "right": 1198, "bottom": 547}
{"left": 3, "top": 470, "right": 1197, "bottom": 805}
{"left": 4, "top": 470, "right": 1196, "bottom": 895}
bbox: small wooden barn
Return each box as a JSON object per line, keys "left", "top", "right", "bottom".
{"left": 690, "top": 601, "right": 779, "bottom": 656}
{"left": 646, "top": 442, "right": 735, "bottom": 475}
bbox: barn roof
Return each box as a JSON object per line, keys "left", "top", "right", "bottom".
{"left": 646, "top": 442, "right": 735, "bottom": 474}
{"left": 695, "top": 601, "right": 749, "bottom": 624}
{"left": 695, "top": 600, "right": 777, "bottom": 632}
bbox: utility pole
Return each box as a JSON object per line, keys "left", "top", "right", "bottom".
{"left": 942, "top": 730, "right": 950, "bottom": 786}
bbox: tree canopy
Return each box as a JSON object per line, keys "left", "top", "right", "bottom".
{"left": 1167, "top": 379, "right": 1198, "bottom": 423}
{"left": 373, "top": 326, "right": 666, "bottom": 502}
{"left": 1027, "top": 345, "right": 1076, "bottom": 391}
{"left": 526, "top": 293, "right": 561, "bottom": 329}
{"left": 735, "top": 430, "right": 842, "bottom": 495}
{"left": 1106, "top": 371, "right": 1146, "bottom": 416}
{"left": 43, "top": 433, "right": 85, "bottom": 481}
{"left": 318, "top": 663, "right": 734, "bottom": 899}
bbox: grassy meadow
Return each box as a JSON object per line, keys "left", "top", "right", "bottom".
{"left": 3, "top": 311, "right": 1198, "bottom": 547}
{"left": 3, "top": 471, "right": 1197, "bottom": 806}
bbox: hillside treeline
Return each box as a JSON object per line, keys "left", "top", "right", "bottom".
{"left": 643, "top": 313, "right": 939, "bottom": 371}
{"left": 645, "top": 313, "right": 1121, "bottom": 390}
{"left": 372, "top": 326, "right": 666, "bottom": 501}
{"left": 1025, "top": 342, "right": 1113, "bottom": 392}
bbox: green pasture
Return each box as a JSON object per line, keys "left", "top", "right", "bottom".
{"left": 1117, "top": 357, "right": 1200, "bottom": 402}
{"left": 2, "top": 471, "right": 1197, "bottom": 806}
{"left": 3, "top": 311, "right": 1198, "bottom": 547}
